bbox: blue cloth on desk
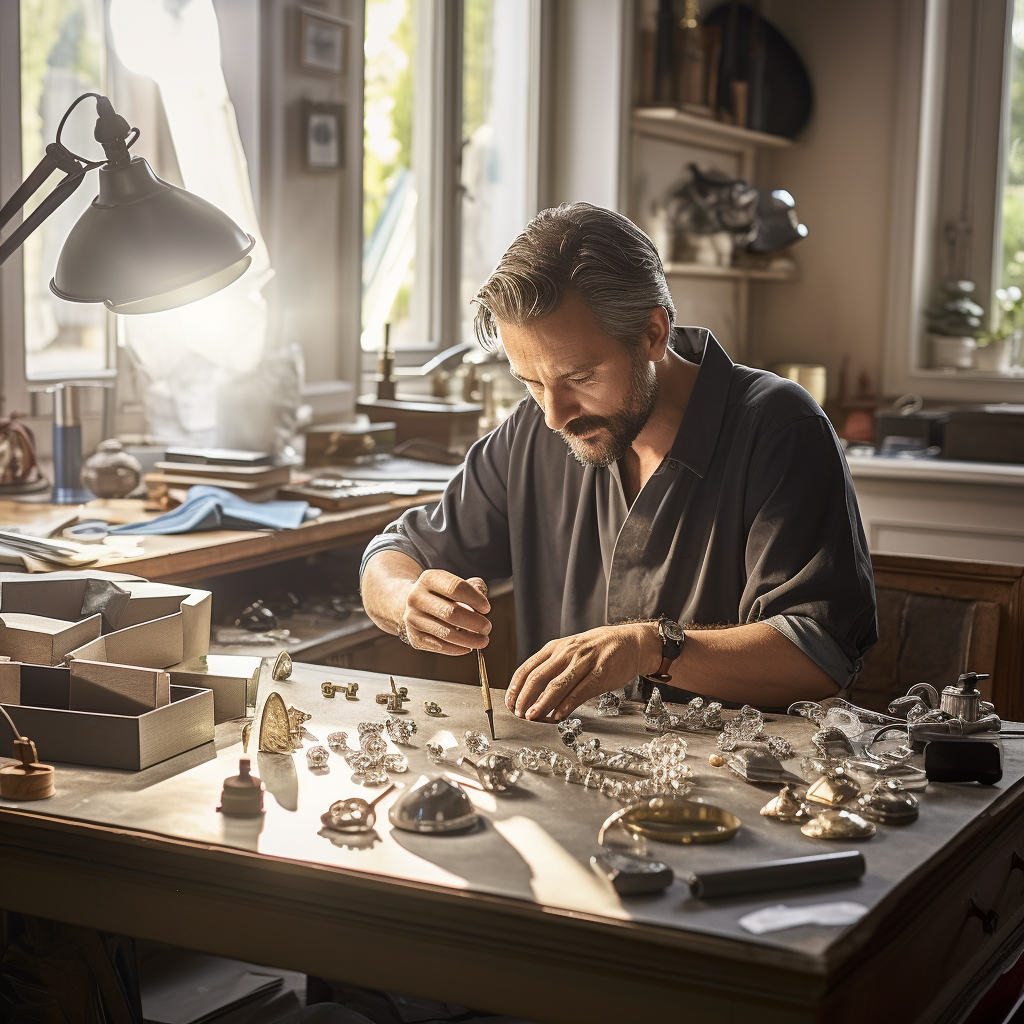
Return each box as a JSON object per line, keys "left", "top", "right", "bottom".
{"left": 109, "top": 485, "right": 319, "bottom": 535}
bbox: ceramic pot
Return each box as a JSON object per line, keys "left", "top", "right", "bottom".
{"left": 974, "top": 339, "right": 1012, "bottom": 373}
{"left": 929, "top": 334, "right": 976, "bottom": 369}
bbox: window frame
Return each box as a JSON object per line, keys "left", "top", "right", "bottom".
{"left": 883, "top": 0, "right": 1023, "bottom": 401}
{"left": 360, "top": 0, "right": 549, "bottom": 375}
{"left": 0, "top": 0, "right": 121, "bottom": 423}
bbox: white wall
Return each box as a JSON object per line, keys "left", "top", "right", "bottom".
{"left": 550, "top": 0, "right": 630, "bottom": 210}
{"left": 258, "top": 0, "right": 363, "bottom": 386}
{"left": 750, "top": 1, "right": 900, "bottom": 400}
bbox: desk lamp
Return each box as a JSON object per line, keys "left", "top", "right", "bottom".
{"left": 0, "top": 92, "right": 255, "bottom": 502}
{"left": 0, "top": 92, "right": 255, "bottom": 309}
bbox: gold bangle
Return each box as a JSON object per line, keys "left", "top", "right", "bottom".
{"left": 598, "top": 797, "right": 741, "bottom": 846}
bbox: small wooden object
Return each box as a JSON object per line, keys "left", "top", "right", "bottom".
{"left": 0, "top": 709, "right": 54, "bottom": 800}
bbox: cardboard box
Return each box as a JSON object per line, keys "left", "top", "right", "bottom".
{"left": 0, "top": 576, "right": 131, "bottom": 631}
{"left": 0, "top": 612, "right": 102, "bottom": 665}
{"left": 69, "top": 659, "right": 170, "bottom": 716}
{"left": 68, "top": 615, "right": 185, "bottom": 669}
{"left": 0, "top": 571, "right": 211, "bottom": 669}
{"left": 0, "top": 664, "right": 214, "bottom": 770}
{"left": 0, "top": 660, "right": 19, "bottom": 704}
{"left": 168, "top": 655, "right": 260, "bottom": 723}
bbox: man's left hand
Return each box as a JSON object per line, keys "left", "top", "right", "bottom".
{"left": 506, "top": 623, "right": 662, "bottom": 721}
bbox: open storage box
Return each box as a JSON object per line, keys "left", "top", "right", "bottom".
{"left": 0, "top": 571, "right": 212, "bottom": 668}
{"left": 0, "top": 663, "right": 214, "bottom": 770}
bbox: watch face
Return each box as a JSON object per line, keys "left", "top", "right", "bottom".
{"left": 660, "top": 619, "right": 684, "bottom": 643}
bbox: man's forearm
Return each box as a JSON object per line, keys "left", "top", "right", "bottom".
{"left": 359, "top": 550, "right": 423, "bottom": 636}
{"left": 673, "top": 622, "right": 839, "bottom": 707}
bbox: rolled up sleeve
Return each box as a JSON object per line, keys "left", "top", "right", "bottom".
{"left": 740, "top": 414, "right": 877, "bottom": 682}
{"left": 359, "top": 407, "right": 518, "bottom": 586}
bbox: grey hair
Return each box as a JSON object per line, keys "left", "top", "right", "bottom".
{"left": 472, "top": 202, "right": 676, "bottom": 351}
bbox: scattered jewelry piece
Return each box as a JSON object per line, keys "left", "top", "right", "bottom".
{"left": 800, "top": 808, "right": 876, "bottom": 840}
{"left": 321, "top": 682, "right": 338, "bottom": 698}
{"left": 458, "top": 752, "right": 522, "bottom": 792}
{"left": 725, "top": 747, "right": 802, "bottom": 784}
{"left": 321, "top": 784, "right": 395, "bottom": 833}
{"left": 557, "top": 717, "right": 584, "bottom": 747}
{"left": 600, "top": 796, "right": 741, "bottom": 845}
{"left": 708, "top": 753, "right": 726, "bottom": 767}
{"left": 812, "top": 726, "right": 857, "bottom": 761}
{"left": 385, "top": 717, "right": 417, "bottom": 746}
{"left": 426, "top": 740, "right": 446, "bottom": 762}
{"left": 385, "top": 693, "right": 408, "bottom": 714}
{"left": 644, "top": 688, "right": 668, "bottom": 731}
{"left": 306, "top": 745, "right": 330, "bottom": 770}
{"left": 375, "top": 693, "right": 389, "bottom": 705}
{"left": 596, "top": 692, "right": 622, "bottom": 717}
{"left": 345, "top": 683, "right": 360, "bottom": 701}
{"left": 855, "top": 779, "right": 919, "bottom": 824}
{"left": 272, "top": 650, "right": 293, "bottom": 681}
{"left": 806, "top": 768, "right": 861, "bottom": 807}
{"left": 760, "top": 784, "right": 813, "bottom": 822}
{"left": 327, "top": 731, "right": 351, "bottom": 752}
{"left": 765, "top": 735, "right": 796, "bottom": 761}
{"left": 465, "top": 730, "right": 491, "bottom": 755}
{"left": 424, "top": 700, "right": 445, "bottom": 717}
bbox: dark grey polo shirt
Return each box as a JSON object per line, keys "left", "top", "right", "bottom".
{"left": 360, "top": 328, "right": 878, "bottom": 689}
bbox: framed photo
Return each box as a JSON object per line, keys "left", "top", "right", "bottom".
{"left": 305, "top": 101, "right": 344, "bottom": 169}
{"left": 299, "top": 6, "right": 347, "bottom": 75}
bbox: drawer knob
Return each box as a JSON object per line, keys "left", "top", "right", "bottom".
{"left": 968, "top": 898, "right": 999, "bottom": 935}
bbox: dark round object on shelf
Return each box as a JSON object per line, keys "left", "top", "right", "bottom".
{"left": 704, "top": 3, "right": 813, "bottom": 140}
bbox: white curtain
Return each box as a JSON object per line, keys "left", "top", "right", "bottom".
{"left": 109, "top": 0, "right": 295, "bottom": 451}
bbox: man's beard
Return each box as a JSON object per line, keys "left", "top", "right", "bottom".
{"left": 558, "top": 352, "right": 659, "bottom": 468}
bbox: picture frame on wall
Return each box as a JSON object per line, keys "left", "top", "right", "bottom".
{"left": 299, "top": 6, "right": 347, "bottom": 75}
{"left": 305, "top": 101, "right": 345, "bottom": 169}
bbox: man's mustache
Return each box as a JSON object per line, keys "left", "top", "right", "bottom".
{"left": 561, "top": 416, "right": 611, "bottom": 437}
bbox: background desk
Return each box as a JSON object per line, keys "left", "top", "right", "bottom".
{"left": 2, "top": 666, "right": 1024, "bottom": 1024}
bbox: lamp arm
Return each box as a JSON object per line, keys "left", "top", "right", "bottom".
{"left": 0, "top": 166, "right": 88, "bottom": 267}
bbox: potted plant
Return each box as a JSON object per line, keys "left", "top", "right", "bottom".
{"left": 975, "top": 286, "right": 1022, "bottom": 373}
{"left": 924, "top": 280, "right": 984, "bottom": 369}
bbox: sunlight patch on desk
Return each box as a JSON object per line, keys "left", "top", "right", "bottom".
{"left": 494, "top": 816, "right": 628, "bottom": 920}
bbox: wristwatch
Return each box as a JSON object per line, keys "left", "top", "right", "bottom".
{"left": 647, "top": 616, "right": 685, "bottom": 683}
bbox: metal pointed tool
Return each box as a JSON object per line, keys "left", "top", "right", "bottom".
{"left": 477, "top": 648, "right": 495, "bottom": 741}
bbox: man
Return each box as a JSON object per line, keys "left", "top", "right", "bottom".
{"left": 360, "top": 203, "right": 877, "bottom": 722}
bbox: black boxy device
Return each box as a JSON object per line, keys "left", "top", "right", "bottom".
{"left": 924, "top": 735, "right": 1003, "bottom": 785}
{"left": 942, "top": 406, "right": 1024, "bottom": 464}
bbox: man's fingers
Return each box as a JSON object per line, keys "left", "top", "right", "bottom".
{"left": 406, "top": 609, "right": 489, "bottom": 650}
{"left": 521, "top": 654, "right": 595, "bottom": 720}
{"left": 421, "top": 570, "right": 490, "bottom": 614}
{"left": 507, "top": 647, "right": 551, "bottom": 709}
{"left": 412, "top": 591, "right": 491, "bottom": 638}
{"left": 405, "top": 623, "right": 474, "bottom": 657}
{"left": 514, "top": 648, "right": 592, "bottom": 719}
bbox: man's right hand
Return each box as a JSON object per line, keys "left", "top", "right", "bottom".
{"left": 401, "top": 570, "right": 491, "bottom": 655}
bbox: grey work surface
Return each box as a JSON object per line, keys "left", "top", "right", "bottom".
{"left": 2, "top": 663, "right": 1021, "bottom": 969}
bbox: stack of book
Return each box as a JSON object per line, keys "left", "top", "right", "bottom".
{"left": 144, "top": 448, "right": 290, "bottom": 503}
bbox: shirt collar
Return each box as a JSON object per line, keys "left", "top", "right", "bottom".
{"left": 668, "top": 327, "right": 734, "bottom": 479}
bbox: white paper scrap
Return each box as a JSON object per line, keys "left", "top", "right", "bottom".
{"left": 739, "top": 901, "right": 869, "bottom": 935}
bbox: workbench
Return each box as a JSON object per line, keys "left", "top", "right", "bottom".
{"left": 0, "top": 496, "right": 434, "bottom": 584}
{"left": 2, "top": 665, "right": 1023, "bottom": 1024}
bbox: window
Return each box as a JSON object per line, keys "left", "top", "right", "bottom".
{"left": 1000, "top": 0, "right": 1024, "bottom": 296}
{"left": 361, "top": 0, "right": 538, "bottom": 356}
{"left": 19, "top": 0, "right": 112, "bottom": 381}
{"left": 883, "top": 0, "right": 1024, "bottom": 401}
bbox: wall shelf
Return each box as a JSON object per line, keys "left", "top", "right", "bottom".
{"left": 632, "top": 108, "right": 795, "bottom": 151}
{"left": 663, "top": 261, "right": 798, "bottom": 282}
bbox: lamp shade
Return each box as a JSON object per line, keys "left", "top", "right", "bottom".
{"left": 50, "top": 155, "right": 255, "bottom": 314}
